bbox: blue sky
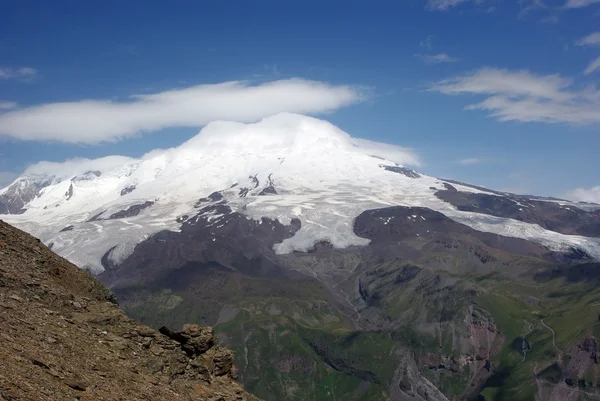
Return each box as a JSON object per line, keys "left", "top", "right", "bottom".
{"left": 1, "top": 0, "right": 599, "bottom": 201}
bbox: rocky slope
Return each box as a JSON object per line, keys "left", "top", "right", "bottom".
{"left": 0, "top": 219, "right": 261, "bottom": 401}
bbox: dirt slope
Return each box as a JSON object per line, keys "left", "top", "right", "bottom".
{"left": 0, "top": 219, "right": 261, "bottom": 401}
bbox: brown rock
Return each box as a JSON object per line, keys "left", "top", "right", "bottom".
{"left": 212, "top": 348, "right": 234, "bottom": 376}
{"left": 136, "top": 327, "right": 157, "bottom": 337}
{"left": 9, "top": 294, "right": 23, "bottom": 302}
{"left": 65, "top": 379, "right": 86, "bottom": 391}
{"left": 181, "top": 324, "right": 216, "bottom": 356}
{"left": 31, "top": 358, "right": 50, "bottom": 369}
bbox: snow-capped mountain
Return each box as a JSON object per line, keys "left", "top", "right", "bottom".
{"left": 2, "top": 113, "right": 599, "bottom": 273}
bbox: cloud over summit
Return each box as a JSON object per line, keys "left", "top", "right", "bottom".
{"left": 0, "top": 79, "right": 364, "bottom": 144}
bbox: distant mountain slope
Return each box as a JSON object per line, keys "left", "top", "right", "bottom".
{"left": 1, "top": 113, "right": 599, "bottom": 274}
{"left": 0, "top": 219, "right": 261, "bottom": 401}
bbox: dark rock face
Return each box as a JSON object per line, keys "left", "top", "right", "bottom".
{"left": 65, "top": 183, "right": 74, "bottom": 200}
{"left": 442, "top": 183, "right": 457, "bottom": 192}
{"left": 159, "top": 324, "right": 217, "bottom": 357}
{"left": 379, "top": 165, "right": 421, "bottom": 179}
{"left": 87, "top": 210, "right": 106, "bottom": 222}
{"left": 435, "top": 188, "right": 600, "bottom": 237}
{"left": 99, "top": 202, "right": 305, "bottom": 291}
{"left": 176, "top": 214, "right": 189, "bottom": 223}
{"left": 120, "top": 184, "right": 136, "bottom": 196}
{"left": 258, "top": 174, "right": 278, "bottom": 195}
{"left": 0, "top": 176, "right": 54, "bottom": 214}
{"left": 194, "top": 192, "right": 224, "bottom": 207}
{"left": 208, "top": 191, "right": 223, "bottom": 201}
{"left": 73, "top": 170, "right": 101, "bottom": 181}
{"left": 100, "top": 246, "right": 119, "bottom": 271}
{"left": 307, "top": 241, "right": 333, "bottom": 253}
{"left": 258, "top": 186, "right": 277, "bottom": 195}
{"left": 108, "top": 201, "right": 154, "bottom": 219}
{"left": 354, "top": 206, "right": 556, "bottom": 261}
{"left": 59, "top": 225, "right": 74, "bottom": 232}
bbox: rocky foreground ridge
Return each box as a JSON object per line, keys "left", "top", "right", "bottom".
{"left": 0, "top": 219, "right": 261, "bottom": 401}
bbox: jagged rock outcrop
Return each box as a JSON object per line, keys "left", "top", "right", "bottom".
{"left": 391, "top": 354, "right": 450, "bottom": 401}
{"left": 0, "top": 219, "right": 261, "bottom": 401}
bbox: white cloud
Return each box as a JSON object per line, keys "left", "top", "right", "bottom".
{"left": 584, "top": 56, "right": 600, "bottom": 75}
{"left": 426, "top": 0, "right": 469, "bottom": 10}
{"left": 567, "top": 186, "right": 600, "bottom": 203}
{"left": 564, "top": 0, "right": 600, "bottom": 8}
{"left": 16, "top": 114, "right": 421, "bottom": 184}
{"left": 457, "top": 158, "right": 482, "bottom": 165}
{"left": 0, "top": 79, "right": 364, "bottom": 144}
{"left": 519, "top": 0, "right": 546, "bottom": 18}
{"left": 420, "top": 35, "right": 434, "bottom": 49}
{"left": 426, "top": 0, "right": 495, "bottom": 11}
{"left": 431, "top": 68, "right": 571, "bottom": 100}
{"left": 351, "top": 138, "right": 422, "bottom": 167}
{"left": 538, "top": 15, "right": 559, "bottom": 23}
{"left": 23, "top": 156, "right": 136, "bottom": 179}
{"left": 415, "top": 53, "right": 459, "bottom": 64}
{"left": 0, "top": 101, "right": 17, "bottom": 110}
{"left": 430, "top": 67, "right": 600, "bottom": 125}
{"left": 576, "top": 32, "right": 600, "bottom": 46}
{"left": 0, "top": 67, "right": 37, "bottom": 81}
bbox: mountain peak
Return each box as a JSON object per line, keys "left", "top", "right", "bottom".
{"left": 181, "top": 112, "right": 354, "bottom": 153}
{"left": 2, "top": 114, "right": 600, "bottom": 274}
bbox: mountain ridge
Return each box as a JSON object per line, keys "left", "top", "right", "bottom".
{"left": 2, "top": 113, "right": 599, "bottom": 274}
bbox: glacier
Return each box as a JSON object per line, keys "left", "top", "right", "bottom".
{"left": 2, "top": 112, "right": 599, "bottom": 273}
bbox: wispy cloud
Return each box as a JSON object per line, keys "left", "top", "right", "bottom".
{"left": 430, "top": 67, "right": 600, "bottom": 125}
{"left": 351, "top": 138, "right": 422, "bottom": 167}
{"left": 420, "top": 35, "right": 434, "bottom": 49}
{"left": 415, "top": 53, "right": 459, "bottom": 64}
{"left": 519, "top": 0, "right": 547, "bottom": 18}
{"left": 0, "top": 78, "right": 365, "bottom": 144}
{"left": 576, "top": 32, "right": 600, "bottom": 46}
{"left": 0, "top": 101, "right": 17, "bottom": 110}
{"left": 538, "top": 15, "right": 559, "bottom": 23}
{"left": 564, "top": 0, "right": 600, "bottom": 8}
{"left": 567, "top": 185, "right": 600, "bottom": 203}
{"left": 457, "top": 157, "right": 482, "bottom": 165}
{"left": 584, "top": 56, "right": 600, "bottom": 74}
{"left": 425, "top": 0, "right": 495, "bottom": 11}
{"left": 0, "top": 67, "right": 37, "bottom": 82}
{"left": 426, "top": 0, "right": 469, "bottom": 10}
